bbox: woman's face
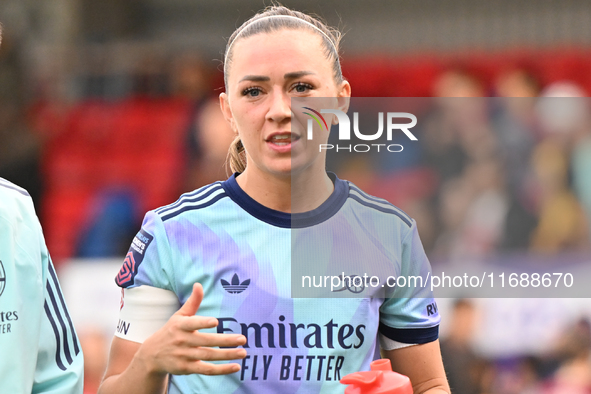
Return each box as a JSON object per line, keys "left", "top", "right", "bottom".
{"left": 220, "top": 28, "right": 350, "bottom": 177}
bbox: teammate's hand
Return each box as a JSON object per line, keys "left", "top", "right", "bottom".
{"left": 136, "top": 283, "right": 247, "bottom": 376}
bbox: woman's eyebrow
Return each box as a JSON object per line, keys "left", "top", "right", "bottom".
{"left": 284, "top": 71, "right": 315, "bottom": 79}
{"left": 239, "top": 75, "right": 270, "bottom": 83}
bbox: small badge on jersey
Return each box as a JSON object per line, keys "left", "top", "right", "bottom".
{"left": 116, "top": 229, "right": 154, "bottom": 288}
{"left": 0, "top": 260, "right": 6, "bottom": 297}
{"left": 221, "top": 273, "right": 250, "bottom": 294}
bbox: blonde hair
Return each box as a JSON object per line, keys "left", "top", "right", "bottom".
{"left": 228, "top": 135, "right": 246, "bottom": 174}
{"left": 224, "top": 5, "right": 344, "bottom": 174}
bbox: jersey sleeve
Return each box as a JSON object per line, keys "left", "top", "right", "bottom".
{"left": 379, "top": 219, "right": 440, "bottom": 345}
{"left": 114, "top": 210, "right": 179, "bottom": 342}
{"left": 34, "top": 257, "right": 84, "bottom": 394}
{"left": 115, "top": 286, "right": 180, "bottom": 343}
{"left": 115, "top": 210, "right": 176, "bottom": 292}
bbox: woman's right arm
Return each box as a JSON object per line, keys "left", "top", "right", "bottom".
{"left": 98, "top": 283, "right": 247, "bottom": 394}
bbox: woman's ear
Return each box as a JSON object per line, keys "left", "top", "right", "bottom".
{"left": 219, "top": 92, "right": 237, "bottom": 133}
{"left": 336, "top": 81, "right": 351, "bottom": 123}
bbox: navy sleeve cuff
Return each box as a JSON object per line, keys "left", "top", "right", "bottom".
{"left": 379, "top": 322, "right": 439, "bottom": 344}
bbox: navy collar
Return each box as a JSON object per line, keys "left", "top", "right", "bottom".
{"left": 222, "top": 172, "right": 349, "bottom": 228}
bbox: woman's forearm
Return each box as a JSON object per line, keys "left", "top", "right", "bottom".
{"left": 97, "top": 351, "right": 168, "bottom": 394}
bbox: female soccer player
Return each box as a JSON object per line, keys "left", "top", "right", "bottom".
{"left": 99, "top": 6, "right": 449, "bottom": 394}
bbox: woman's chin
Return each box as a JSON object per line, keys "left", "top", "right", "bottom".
{"left": 263, "top": 161, "right": 294, "bottom": 177}
{"left": 257, "top": 153, "right": 321, "bottom": 178}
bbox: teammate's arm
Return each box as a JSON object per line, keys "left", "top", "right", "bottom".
{"left": 98, "top": 283, "right": 247, "bottom": 394}
{"left": 32, "top": 258, "right": 85, "bottom": 394}
{"left": 383, "top": 340, "right": 450, "bottom": 394}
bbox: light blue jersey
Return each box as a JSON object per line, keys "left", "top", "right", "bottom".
{"left": 0, "top": 178, "right": 83, "bottom": 393}
{"left": 116, "top": 173, "right": 439, "bottom": 393}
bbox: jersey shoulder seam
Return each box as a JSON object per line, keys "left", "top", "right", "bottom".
{"left": 0, "top": 178, "right": 31, "bottom": 198}
{"left": 346, "top": 182, "right": 413, "bottom": 228}
{"left": 154, "top": 182, "right": 228, "bottom": 222}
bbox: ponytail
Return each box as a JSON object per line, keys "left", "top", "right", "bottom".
{"left": 228, "top": 136, "right": 246, "bottom": 174}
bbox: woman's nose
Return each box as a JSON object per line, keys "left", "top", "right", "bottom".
{"left": 266, "top": 88, "right": 291, "bottom": 123}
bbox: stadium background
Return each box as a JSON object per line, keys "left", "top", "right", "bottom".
{"left": 1, "top": 1, "right": 591, "bottom": 393}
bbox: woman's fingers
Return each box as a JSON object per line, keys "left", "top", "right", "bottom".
{"left": 182, "top": 331, "right": 247, "bottom": 348}
{"left": 178, "top": 315, "right": 218, "bottom": 332}
{"left": 185, "top": 347, "right": 247, "bottom": 362}
{"left": 163, "top": 341, "right": 247, "bottom": 375}
{"left": 189, "top": 361, "right": 242, "bottom": 376}
{"left": 175, "top": 316, "right": 246, "bottom": 347}
{"left": 142, "top": 284, "right": 249, "bottom": 376}
{"left": 175, "top": 283, "right": 204, "bottom": 317}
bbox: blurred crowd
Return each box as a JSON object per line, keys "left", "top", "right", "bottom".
{"left": 1, "top": 27, "right": 590, "bottom": 261}
{"left": 1, "top": 33, "right": 591, "bottom": 393}
{"left": 336, "top": 69, "right": 591, "bottom": 261}
{"left": 442, "top": 299, "right": 591, "bottom": 394}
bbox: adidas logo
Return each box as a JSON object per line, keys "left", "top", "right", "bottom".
{"left": 221, "top": 273, "right": 250, "bottom": 294}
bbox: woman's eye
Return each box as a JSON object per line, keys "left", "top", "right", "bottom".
{"left": 243, "top": 87, "right": 262, "bottom": 97}
{"left": 293, "top": 83, "right": 313, "bottom": 93}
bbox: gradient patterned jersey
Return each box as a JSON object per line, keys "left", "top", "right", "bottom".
{"left": 115, "top": 172, "right": 440, "bottom": 394}
{"left": 0, "top": 178, "right": 83, "bottom": 393}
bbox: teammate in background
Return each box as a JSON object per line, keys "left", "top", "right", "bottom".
{"left": 0, "top": 24, "right": 83, "bottom": 394}
{"left": 99, "top": 6, "right": 449, "bottom": 394}
{"left": 0, "top": 176, "right": 84, "bottom": 393}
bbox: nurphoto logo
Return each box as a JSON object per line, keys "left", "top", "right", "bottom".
{"left": 304, "top": 108, "right": 418, "bottom": 153}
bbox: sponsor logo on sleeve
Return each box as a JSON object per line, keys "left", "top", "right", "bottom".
{"left": 0, "top": 260, "right": 17, "bottom": 336}
{"left": 116, "top": 229, "right": 154, "bottom": 288}
{"left": 0, "top": 260, "right": 5, "bottom": 297}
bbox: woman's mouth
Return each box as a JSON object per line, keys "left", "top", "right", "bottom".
{"left": 266, "top": 133, "right": 300, "bottom": 152}
{"left": 270, "top": 134, "right": 292, "bottom": 146}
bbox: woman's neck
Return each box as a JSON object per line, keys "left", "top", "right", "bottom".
{"left": 235, "top": 165, "right": 334, "bottom": 214}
